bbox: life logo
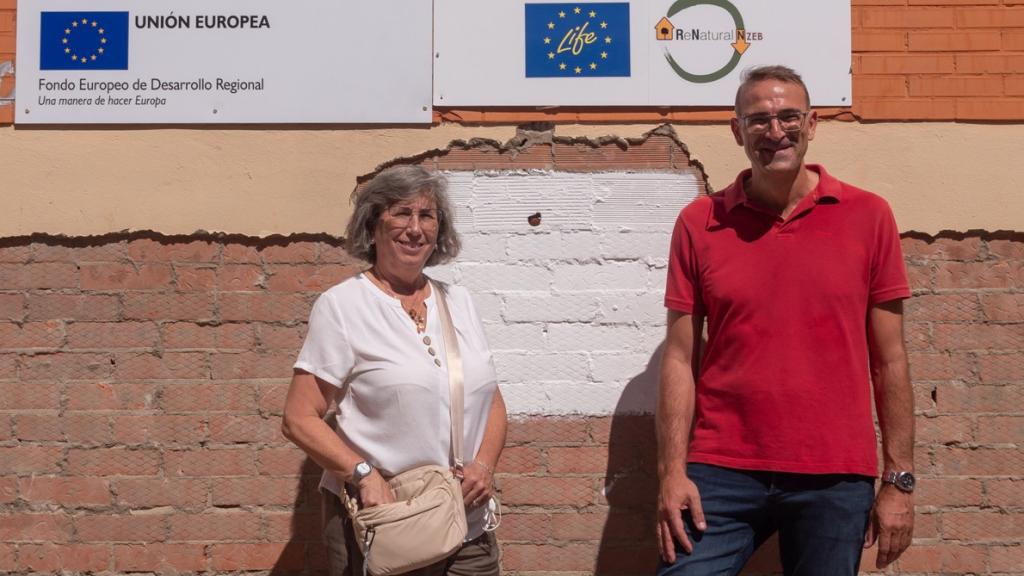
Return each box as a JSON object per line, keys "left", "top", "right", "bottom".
{"left": 39, "top": 11, "right": 130, "bottom": 70}
{"left": 654, "top": 0, "right": 761, "bottom": 83}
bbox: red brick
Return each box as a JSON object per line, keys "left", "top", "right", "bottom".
{"left": 210, "top": 351, "right": 294, "bottom": 379}
{"left": 0, "top": 477, "right": 15, "bottom": 503}
{"left": 936, "top": 383, "right": 1019, "bottom": 413}
{"left": 122, "top": 292, "right": 215, "bottom": 321}
{"left": 208, "top": 414, "right": 281, "bottom": 444}
{"left": 169, "top": 511, "right": 262, "bottom": 542}
{"left": 0, "top": 382, "right": 60, "bottom": 410}
{"left": 915, "top": 477, "right": 982, "bottom": 507}
{"left": 162, "top": 382, "right": 255, "bottom": 412}
{"left": 222, "top": 244, "right": 262, "bottom": 264}
{"left": 0, "top": 543, "right": 11, "bottom": 571}
{"left": 502, "top": 543, "right": 598, "bottom": 572}
{"left": 14, "top": 414, "right": 62, "bottom": 441}
{"left": 958, "top": 98, "right": 1024, "bottom": 120}
{"left": 933, "top": 323, "right": 1024, "bottom": 352}
{"left": 256, "top": 324, "right": 306, "bottom": 350}
{"left": 0, "top": 245, "right": 30, "bottom": 263}
{"left": 937, "top": 260, "right": 1019, "bottom": 286}
{"left": 437, "top": 146, "right": 541, "bottom": 171}
{"left": 548, "top": 445, "right": 609, "bottom": 474}
{"left": 25, "top": 293, "right": 119, "bottom": 321}
{"left": 318, "top": 243, "right": 359, "bottom": 265}
{"left": 501, "top": 477, "right": 595, "bottom": 506}
{"left": 0, "top": 354, "right": 14, "bottom": 379}
{"left": 861, "top": 7, "right": 955, "bottom": 28}
{"left": 553, "top": 140, "right": 671, "bottom": 171}
{"left": 956, "top": 7, "right": 1024, "bottom": 27}
{"left": 0, "top": 321, "right": 64, "bottom": 349}
{"left": 902, "top": 236, "right": 984, "bottom": 260}
{"left": 555, "top": 511, "right": 649, "bottom": 544}
{"left": 935, "top": 446, "right": 1024, "bottom": 476}
{"left": 113, "top": 543, "right": 207, "bottom": 571}
{"left": 265, "top": 263, "right": 356, "bottom": 292}
{"left": 257, "top": 446, "right": 311, "bottom": 476}
{"left": 127, "top": 239, "right": 220, "bottom": 263}
{"left": 0, "top": 513, "right": 72, "bottom": 542}
{"left": 894, "top": 543, "right": 988, "bottom": 573}
{"left": 162, "top": 322, "right": 255, "bottom": 350}
{"left": 33, "top": 243, "right": 127, "bottom": 263}
{"left": 495, "top": 512, "right": 551, "bottom": 542}
{"left": 20, "top": 353, "right": 114, "bottom": 381}
{"left": 258, "top": 382, "right": 290, "bottom": 415}
{"left": 943, "top": 511, "right": 1024, "bottom": 541}
{"left": 209, "top": 542, "right": 305, "bottom": 570}
{"left": 976, "top": 415, "right": 1024, "bottom": 444}
{"left": 164, "top": 448, "right": 256, "bottom": 477}
{"left": 64, "top": 413, "right": 113, "bottom": 444}
{"left": 909, "top": 31, "right": 1001, "bottom": 51}
{"left": 211, "top": 477, "right": 298, "bottom": 506}
{"left": 264, "top": 510, "right": 321, "bottom": 542}
{"left": 909, "top": 352, "right": 973, "bottom": 381}
{"left": 0, "top": 293, "right": 23, "bottom": 321}
{"left": 0, "top": 446, "right": 63, "bottom": 475}
{"left": 219, "top": 292, "right": 311, "bottom": 322}
{"left": 496, "top": 446, "right": 544, "bottom": 474}
{"left": 854, "top": 98, "right": 956, "bottom": 120}
{"left": 1004, "top": 71, "right": 1024, "bottom": 94}
{"left": 19, "top": 543, "right": 110, "bottom": 572}
{"left": 66, "top": 381, "right": 158, "bottom": 411}
{"left": 853, "top": 76, "right": 908, "bottom": 99}
{"left": 906, "top": 293, "right": 980, "bottom": 322}
{"left": 112, "top": 414, "right": 206, "bottom": 445}
{"left": 988, "top": 478, "right": 1024, "bottom": 507}
{"left": 80, "top": 263, "right": 173, "bottom": 290}
{"left": 910, "top": 75, "right": 1003, "bottom": 97}
{"left": 260, "top": 243, "right": 318, "bottom": 263}
{"left": 75, "top": 514, "right": 167, "bottom": 542}
{"left": 508, "top": 416, "right": 589, "bottom": 444}
{"left": 113, "top": 478, "right": 209, "bottom": 510}
{"left": 67, "top": 321, "right": 159, "bottom": 349}
{"left": 955, "top": 54, "right": 1024, "bottom": 73}
{"left": 18, "top": 477, "right": 111, "bottom": 507}
{"left": 988, "top": 238, "right": 1024, "bottom": 259}
{"left": 916, "top": 414, "right": 973, "bottom": 444}
{"left": 218, "top": 264, "right": 265, "bottom": 290}
{"left": 978, "top": 353, "right": 1024, "bottom": 383}
{"left": 904, "top": 321, "right": 932, "bottom": 352}
{"left": 175, "top": 265, "right": 217, "bottom": 291}
{"left": 66, "top": 448, "right": 160, "bottom": 476}
{"left": 115, "top": 351, "right": 209, "bottom": 379}
{"left": 852, "top": 31, "right": 907, "bottom": 52}
{"left": 0, "top": 263, "right": 79, "bottom": 289}
{"left": 991, "top": 544, "right": 1024, "bottom": 573}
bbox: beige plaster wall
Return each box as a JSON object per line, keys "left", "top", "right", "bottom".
{"left": 0, "top": 122, "right": 1018, "bottom": 237}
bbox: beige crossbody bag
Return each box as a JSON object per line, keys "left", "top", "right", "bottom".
{"left": 342, "top": 280, "right": 469, "bottom": 576}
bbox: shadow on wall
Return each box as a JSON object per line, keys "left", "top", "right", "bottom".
{"left": 272, "top": 457, "right": 329, "bottom": 575}
{"left": 594, "top": 342, "right": 783, "bottom": 576}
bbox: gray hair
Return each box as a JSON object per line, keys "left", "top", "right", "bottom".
{"left": 345, "top": 165, "right": 461, "bottom": 266}
{"left": 735, "top": 65, "right": 810, "bottom": 114}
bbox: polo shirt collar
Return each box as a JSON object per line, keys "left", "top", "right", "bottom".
{"left": 723, "top": 164, "right": 843, "bottom": 213}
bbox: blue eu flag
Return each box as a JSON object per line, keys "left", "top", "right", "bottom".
{"left": 525, "top": 3, "right": 630, "bottom": 78}
{"left": 40, "top": 12, "right": 129, "bottom": 70}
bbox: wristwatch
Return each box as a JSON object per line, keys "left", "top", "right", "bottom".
{"left": 881, "top": 470, "right": 916, "bottom": 493}
{"left": 350, "top": 461, "right": 373, "bottom": 484}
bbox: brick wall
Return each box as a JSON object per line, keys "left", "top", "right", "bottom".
{"left": 1, "top": 133, "right": 1022, "bottom": 574}
{"left": 3, "top": 1, "right": 1024, "bottom": 123}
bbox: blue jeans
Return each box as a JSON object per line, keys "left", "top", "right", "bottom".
{"left": 657, "top": 463, "right": 875, "bottom": 576}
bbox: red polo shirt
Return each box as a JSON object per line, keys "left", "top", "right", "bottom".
{"left": 665, "top": 165, "right": 910, "bottom": 477}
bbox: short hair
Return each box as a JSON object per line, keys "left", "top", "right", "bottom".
{"left": 345, "top": 165, "right": 461, "bottom": 266}
{"left": 734, "top": 65, "right": 811, "bottom": 114}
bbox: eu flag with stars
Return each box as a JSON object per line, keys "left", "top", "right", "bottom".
{"left": 525, "top": 3, "right": 630, "bottom": 78}
{"left": 40, "top": 12, "right": 129, "bottom": 70}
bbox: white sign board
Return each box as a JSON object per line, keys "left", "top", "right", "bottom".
{"left": 434, "top": 0, "right": 851, "bottom": 106}
{"left": 16, "top": 0, "right": 433, "bottom": 124}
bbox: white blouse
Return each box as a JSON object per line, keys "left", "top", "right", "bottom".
{"left": 293, "top": 273, "right": 498, "bottom": 537}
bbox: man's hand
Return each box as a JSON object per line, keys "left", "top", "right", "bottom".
{"left": 357, "top": 470, "right": 396, "bottom": 508}
{"left": 864, "top": 485, "right": 914, "bottom": 568}
{"left": 657, "top": 471, "right": 706, "bottom": 563}
{"left": 460, "top": 461, "right": 494, "bottom": 508}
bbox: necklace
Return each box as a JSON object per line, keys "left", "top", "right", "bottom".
{"left": 367, "top": 268, "right": 428, "bottom": 333}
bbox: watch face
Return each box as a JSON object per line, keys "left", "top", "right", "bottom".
{"left": 356, "top": 462, "right": 371, "bottom": 476}
{"left": 896, "top": 472, "right": 915, "bottom": 492}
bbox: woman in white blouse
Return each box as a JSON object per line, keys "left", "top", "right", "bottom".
{"left": 282, "top": 166, "right": 507, "bottom": 575}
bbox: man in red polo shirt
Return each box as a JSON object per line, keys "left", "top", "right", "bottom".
{"left": 655, "top": 65, "right": 914, "bottom": 576}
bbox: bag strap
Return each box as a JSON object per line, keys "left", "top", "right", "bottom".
{"left": 430, "top": 279, "right": 465, "bottom": 473}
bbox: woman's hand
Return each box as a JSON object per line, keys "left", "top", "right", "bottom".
{"left": 357, "top": 470, "right": 396, "bottom": 508}
{"left": 460, "top": 460, "right": 495, "bottom": 508}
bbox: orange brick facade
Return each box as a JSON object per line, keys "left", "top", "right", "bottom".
{"left": 1, "top": 136, "right": 1023, "bottom": 574}
{"left": 2, "top": 1, "right": 1024, "bottom": 123}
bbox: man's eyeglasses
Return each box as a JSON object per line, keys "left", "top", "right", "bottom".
{"left": 740, "top": 110, "right": 809, "bottom": 135}
{"left": 386, "top": 206, "right": 442, "bottom": 230}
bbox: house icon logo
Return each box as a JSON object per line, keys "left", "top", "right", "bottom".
{"left": 655, "top": 16, "right": 674, "bottom": 40}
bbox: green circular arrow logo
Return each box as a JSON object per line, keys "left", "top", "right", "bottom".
{"left": 663, "top": 0, "right": 749, "bottom": 84}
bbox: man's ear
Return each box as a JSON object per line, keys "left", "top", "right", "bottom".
{"left": 805, "top": 110, "right": 818, "bottom": 141}
{"left": 730, "top": 116, "right": 744, "bottom": 146}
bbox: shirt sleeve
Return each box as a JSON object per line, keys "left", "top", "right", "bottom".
{"left": 869, "top": 201, "right": 911, "bottom": 305}
{"left": 293, "top": 292, "right": 354, "bottom": 388}
{"left": 664, "top": 210, "right": 704, "bottom": 315}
